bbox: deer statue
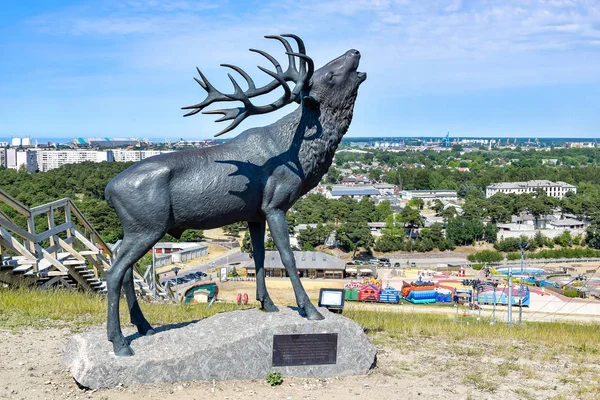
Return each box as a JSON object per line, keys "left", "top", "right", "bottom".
{"left": 104, "top": 34, "right": 366, "bottom": 356}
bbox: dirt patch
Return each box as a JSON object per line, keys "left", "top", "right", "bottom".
{"left": 1, "top": 327, "right": 595, "bottom": 399}
{"left": 218, "top": 278, "right": 346, "bottom": 305}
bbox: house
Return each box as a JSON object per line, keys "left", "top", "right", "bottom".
{"left": 327, "top": 185, "right": 380, "bottom": 199}
{"left": 245, "top": 251, "right": 345, "bottom": 279}
{"left": 375, "top": 195, "right": 402, "bottom": 212}
{"left": 486, "top": 180, "right": 576, "bottom": 199}
{"left": 549, "top": 218, "right": 586, "bottom": 230}
{"left": 373, "top": 183, "right": 397, "bottom": 195}
{"left": 341, "top": 175, "right": 371, "bottom": 185}
{"left": 400, "top": 190, "right": 458, "bottom": 203}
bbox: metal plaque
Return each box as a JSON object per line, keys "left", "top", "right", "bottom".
{"left": 272, "top": 333, "right": 338, "bottom": 367}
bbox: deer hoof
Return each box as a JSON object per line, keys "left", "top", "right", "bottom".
{"left": 113, "top": 342, "right": 134, "bottom": 357}
{"left": 305, "top": 308, "right": 325, "bottom": 321}
{"left": 137, "top": 323, "right": 156, "bottom": 336}
{"left": 261, "top": 299, "right": 279, "bottom": 313}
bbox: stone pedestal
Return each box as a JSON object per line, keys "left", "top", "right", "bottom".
{"left": 64, "top": 307, "right": 376, "bottom": 389}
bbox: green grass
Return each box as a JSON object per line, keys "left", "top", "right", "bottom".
{"left": 3, "top": 287, "right": 600, "bottom": 359}
{"left": 342, "top": 308, "right": 600, "bottom": 353}
{"left": 0, "top": 287, "right": 250, "bottom": 330}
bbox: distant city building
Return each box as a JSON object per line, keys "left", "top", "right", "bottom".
{"left": 174, "top": 139, "right": 217, "bottom": 147}
{"left": 400, "top": 190, "right": 458, "bottom": 202}
{"left": 111, "top": 149, "right": 174, "bottom": 163}
{"left": 486, "top": 180, "right": 576, "bottom": 199}
{"left": 9, "top": 137, "right": 35, "bottom": 148}
{"left": 341, "top": 175, "right": 370, "bottom": 185}
{"left": 74, "top": 137, "right": 143, "bottom": 147}
{"left": 31, "top": 149, "right": 112, "bottom": 172}
{"left": 2, "top": 148, "right": 34, "bottom": 171}
{"left": 245, "top": 251, "right": 346, "bottom": 279}
{"left": 373, "top": 183, "right": 397, "bottom": 195}
{"left": 327, "top": 185, "right": 380, "bottom": 199}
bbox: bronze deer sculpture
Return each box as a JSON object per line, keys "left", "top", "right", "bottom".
{"left": 104, "top": 34, "right": 366, "bottom": 356}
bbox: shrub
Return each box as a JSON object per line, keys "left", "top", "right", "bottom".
{"left": 467, "top": 250, "right": 504, "bottom": 263}
{"left": 266, "top": 371, "right": 283, "bottom": 386}
{"left": 564, "top": 289, "right": 578, "bottom": 298}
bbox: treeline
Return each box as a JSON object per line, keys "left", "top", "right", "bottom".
{"left": 291, "top": 194, "right": 392, "bottom": 256}
{"left": 336, "top": 147, "right": 600, "bottom": 171}
{"left": 467, "top": 247, "right": 600, "bottom": 263}
{"left": 291, "top": 194, "right": 498, "bottom": 254}
{"left": 0, "top": 163, "right": 205, "bottom": 243}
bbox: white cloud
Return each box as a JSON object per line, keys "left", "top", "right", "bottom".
{"left": 4, "top": 0, "right": 600, "bottom": 137}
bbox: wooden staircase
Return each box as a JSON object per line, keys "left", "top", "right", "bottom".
{"left": 0, "top": 188, "right": 161, "bottom": 296}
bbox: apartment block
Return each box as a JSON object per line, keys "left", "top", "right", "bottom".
{"left": 486, "top": 180, "right": 576, "bottom": 198}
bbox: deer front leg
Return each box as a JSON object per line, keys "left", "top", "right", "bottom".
{"left": 249, "top": 221, "right": 278, "bottom": 312}
{"left": 266, "top": 210, "right": 324, "bottom": 320}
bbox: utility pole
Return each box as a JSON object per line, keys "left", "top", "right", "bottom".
{"left": 151, "top": 244, "right": 157, "bottom": 297}
{"left": 517, "top": 241, "right": 527, "bottom": 325}
{"left": 518, "top": 298, "right": 523, "bottom": 324}
{"left": 507, "top": 264, "right": 513, "bottom": 326}
{"left": 491, "top": 281, "right": 498, "bottom": 325}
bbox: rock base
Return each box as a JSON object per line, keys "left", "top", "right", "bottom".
{"left": 64, "top": 307, "right": 376, "bottom": 389}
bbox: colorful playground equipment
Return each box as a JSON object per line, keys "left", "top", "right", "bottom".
{"left": 496, "top": 267, "right": 545, "bottom": 276}
{"left": 343, "top": 279, "right": 452, "bottom": 305}
{"left": 436, "top": 288, "right": 453, "bottom": 303}
{"left": 358, "top": 284, "right": 380, "bottom": 302}
{"left": 184, "top": 282, "right": 219, "bottom": 304}
{"left": 379, "top": 286, "right": 400, "bottom": 303}
{"left": 400, "top": 279, "right": 437, "bottom": 303}
{"left": 477, "top": 285, "right": 530, "bottom": 307}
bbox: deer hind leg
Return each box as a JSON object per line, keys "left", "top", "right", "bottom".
{"left": 107, "top": 232, "right": 162, "bottom": 356}
{"left": 123, "top": 267, "right": 155, "bottom": 336}
{"left": 266, "top": 211, "right": 324, "bottom": 320}
{"left": 249, "top": 221, "right": 278, "bottom": 312}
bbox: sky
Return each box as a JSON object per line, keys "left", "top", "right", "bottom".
{"left": 0, "top": 0, "right": 599, "bottom": 139}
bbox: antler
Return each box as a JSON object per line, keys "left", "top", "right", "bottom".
{"left": 181, "top": 34, "right": 314, "bottom": 137}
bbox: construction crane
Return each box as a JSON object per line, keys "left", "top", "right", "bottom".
{"left": 443, "top": 131, "right": 451, "bottom": 147}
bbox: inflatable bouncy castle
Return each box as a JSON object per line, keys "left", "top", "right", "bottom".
{"left": 401, "top": 280, "right": 437, "bottom": 304}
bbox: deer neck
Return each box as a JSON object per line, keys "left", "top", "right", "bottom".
{"left": 294, "top": 102, "right": 355, "bottom": 190}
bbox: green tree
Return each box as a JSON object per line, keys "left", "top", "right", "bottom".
{"left": 399, "top": 206, "right": 423, "bottom": 239}
{"left": 223, "top": 222, "right": 242, "bottom": 236}
{"left": 241, "top": 233, "right": 253, "bottom": 258}
{"left": 484, "top": 223, "right": 498, "bottom": 243}
{"left": 374, "top": 234, "right": 403, "bottom": 252}
{"left": 421, "top": 222, "right": 444, "bottom": 247}
{"left": 336, "top": 211, "right": 373, "bottom": 257}
{"left": 408, "top": 197, "right": 425, "bottom": 210}
{"left": 439, "top": 206, "right": 457, "bottom": 221}
{"left": 265, "top": 232, "right": 277, "bottom": 250}
{"left": 374, "top": 200, "right": 393, "bottom": 222}
{"left": 297, "top": 226, "right": 318, "bottom": 250}
{"left": 432, "top": 199, "right": 444, "bottom": 214}
{"left": 180, "top": 229, "right": 205, "bottom": 242}
{"left": 585, "top": 216, "right": 600, "bottom": 249}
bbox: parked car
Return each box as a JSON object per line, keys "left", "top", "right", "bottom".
{"left": 164, "top": 279, "right": 176, "bottom": 287}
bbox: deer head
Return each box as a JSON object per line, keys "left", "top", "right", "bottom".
{"left": 181, "top": 34, "right": 366, "bottom": 136}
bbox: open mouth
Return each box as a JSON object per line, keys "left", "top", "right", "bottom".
{"left": 357, "top": 71, "right": 367, "bottom": 81}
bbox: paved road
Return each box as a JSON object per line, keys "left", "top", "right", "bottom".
{"left": 159, "top": 250, "right": 251, "bottom": 283}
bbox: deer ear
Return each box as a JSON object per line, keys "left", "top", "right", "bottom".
{"left": 302, "top": 95, "right": 320, "bottom": 109}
